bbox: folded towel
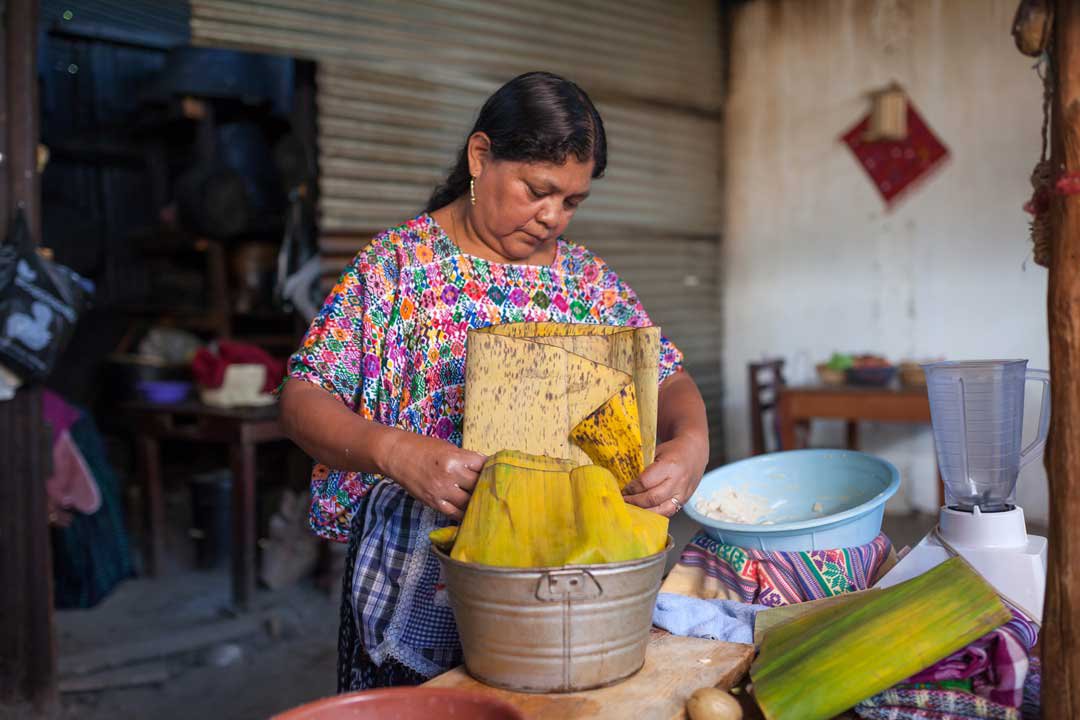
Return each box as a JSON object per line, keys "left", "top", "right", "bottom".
{"left": 652, "top": 592, "right": 766, "bottom": 644}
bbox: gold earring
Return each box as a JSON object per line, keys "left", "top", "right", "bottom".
{"left": 469, "top": 177, "right": 477, "bottom": 206}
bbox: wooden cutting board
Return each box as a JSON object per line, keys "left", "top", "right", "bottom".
{"left": 424, "top": 630, "right": 754, "bottom": 720}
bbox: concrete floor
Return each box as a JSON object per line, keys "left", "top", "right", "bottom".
{"left": 55, "top": 570, "right": 338, "bottom": 720}
{"left": 44, "top": 508, "right": 952, "bottom": 720}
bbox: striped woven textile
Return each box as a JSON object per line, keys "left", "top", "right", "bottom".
{"left": 661, "top": 531, "right": 894, "bottom": 606}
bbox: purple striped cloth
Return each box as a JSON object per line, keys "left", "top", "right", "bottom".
{"left": 855, "top": 611, "right": 1040, "bottom": 719}
{"left": 661, "top": 530, "right": 893, "bottom": 605}
{"left": 906, "top": 611, "right": 1038, "bottom": 707}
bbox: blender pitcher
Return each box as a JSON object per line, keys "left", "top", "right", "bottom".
{"left": 922, "top": 360, "right": 1050, "bottom": 512}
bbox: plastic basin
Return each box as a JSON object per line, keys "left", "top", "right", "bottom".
{"left": 271, "top": 688, "right": 526, "bottom": 720}
{"left": 136, "top": 379, "right": 191, "bottom": 404}
{"left": 684, "top": 449, "right": 900, "bottom": 551}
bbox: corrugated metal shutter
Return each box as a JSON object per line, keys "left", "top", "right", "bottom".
{"left": 316, "top": 63, "right": 722, "bottom": 235}
{"left": 41, "top": 0, "right": 190, "bottom": 48}
{"left": 190, "top": 1, "right": 722, "bottom": 111}
{"left": 191, "top": 0, "right": 726, "bottom": 463}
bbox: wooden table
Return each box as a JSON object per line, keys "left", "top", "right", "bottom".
{"left": 776, "top": 384, "right": 932, "bottom": 449}
{"left": 126, "top": 400, "right": 287, "bottom": 611}
{"left": 776, "top": 384, "right": 941, "bottom": 503}
{"left": 425, "top": 630, "right": 754, "bottom": 719}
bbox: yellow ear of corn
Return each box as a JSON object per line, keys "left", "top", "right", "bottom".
{"left": 750, "top": 557, "right": 1012, "bottom": 720}
{"left": 569, "top": 384, "right": 645, "bottom": 490}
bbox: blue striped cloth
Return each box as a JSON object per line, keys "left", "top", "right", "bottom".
{"left": 350, "top": 480, "right": 462, "bottom": 677}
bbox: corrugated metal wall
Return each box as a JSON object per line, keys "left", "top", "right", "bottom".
{"left": 191, "top": 0, "right": 726, "bottom": 463}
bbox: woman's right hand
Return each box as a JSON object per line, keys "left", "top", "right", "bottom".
{"left": 380, "top": 431, "right": 487, "bottom": 522}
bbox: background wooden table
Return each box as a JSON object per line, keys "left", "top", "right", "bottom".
{"left": 126, "top": 401, "right": 286, "bottom": 611}
{"left": 777, "top": 384, "right": 942, "bottom": 504}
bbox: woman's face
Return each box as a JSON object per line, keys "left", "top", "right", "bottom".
{"left": 468, "top": 134, "right": 594, "bottom": 262}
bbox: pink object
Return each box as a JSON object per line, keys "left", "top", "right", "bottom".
{"left": 42, "top": 389, "right": 101, "bottom": 520}
{"left": 42, "top": 388, "right": 80, "bottom": 443}
{"left": 47, "top": 430, "right": 100, "bottom": 516}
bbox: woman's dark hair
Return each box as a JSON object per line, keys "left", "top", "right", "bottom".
{"left": 424, "top": 72, "right": 607, "bottom": 213}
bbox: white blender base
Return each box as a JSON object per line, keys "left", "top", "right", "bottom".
{"left": 875, "top": 506, "right": 1047, "bottom": 623}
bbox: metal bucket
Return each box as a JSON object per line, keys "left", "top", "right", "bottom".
{"left": 433, "top": 538, "right": 672, "bottom": 694}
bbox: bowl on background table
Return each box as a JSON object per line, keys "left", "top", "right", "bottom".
{"left": 135, "top": 380, "right": 192, "bottom": 405}
{"left": 898, "top": 362, "right": 929, "bottom": 388}
{"left": 815, "top": 363, "right": 848, "bottom": 386}
{"left": 845, "top": 365, "right": 897, "bottom": 387}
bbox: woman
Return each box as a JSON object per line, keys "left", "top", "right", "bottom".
{"left": 280, "top": 71, "right": 710, "bottom": 690}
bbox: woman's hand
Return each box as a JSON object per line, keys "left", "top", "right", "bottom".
{"left": 380, "top": 432, "right": 487, "bottom": 522}
{"left": 624, "top": 371, "right": 709, "bottom": 517}
{"left": 623, "top": 435, "right": 708, "bottom": 517}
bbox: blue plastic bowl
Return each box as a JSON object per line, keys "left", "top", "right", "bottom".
{"left": 684, "top": 450, "right": 900, "bottom": 551}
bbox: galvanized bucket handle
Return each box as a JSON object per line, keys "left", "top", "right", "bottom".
{"left": 535, "top": 569, "right": 604, "bottom": 602}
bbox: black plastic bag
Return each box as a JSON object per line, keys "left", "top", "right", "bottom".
{"left": 0, "top": 210, "right": 91, "bottom": 381}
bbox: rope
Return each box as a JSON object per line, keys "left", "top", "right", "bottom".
{"left": 1037, "top": 52, "right": 1052, "bottom": 164}
{"left": 1026, "top": 50, "right": 1055, "bottom": 268}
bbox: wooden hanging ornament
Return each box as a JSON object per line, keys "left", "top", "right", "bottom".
{"left": 864, "top": 84, "right": 908, "bottom": 142}
{"left": 1013, "top": 0, "right": 1054, "bottom": 57}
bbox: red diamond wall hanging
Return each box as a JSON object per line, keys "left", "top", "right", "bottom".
{"left": 841, "top": 101, "right": 950, "bottom": 209}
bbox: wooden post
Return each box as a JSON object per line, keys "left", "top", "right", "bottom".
{"left": 0, "top": 0, "right": 57, "bottom": 711}
{"left": 1043, "top": 0, "right": 1080, "bottom": 714}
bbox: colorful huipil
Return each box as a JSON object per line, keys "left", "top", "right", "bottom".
{"left": 286, "top": 214, "right": 683, "bottom": 676}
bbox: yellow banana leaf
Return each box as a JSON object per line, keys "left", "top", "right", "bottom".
{"left": 463, "top": 323, "right": 660, "bottom": 480}
{"left": 429, "top": 525, "right": 459, "bottom": 552}
{"left": 442, "top": 452, "right": 668, "bottom": 568}
{"left": 569, "top": 384, "right": 645, "bottom": 490}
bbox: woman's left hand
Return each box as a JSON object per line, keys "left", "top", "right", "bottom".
{"left": 623, "top": 435, "right": 708, "bottom": 517}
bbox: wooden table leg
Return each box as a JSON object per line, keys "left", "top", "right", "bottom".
{"left": 777, "top": 394, "right": 800, "bottom": 450}
{"left": 796, "top": 420, "right": 811, "bottom": 449}
{"left": 845, "top": 421, "right": 859, "bottom": 450}
{"left": 230, "top": 440, "right": 257, "bottom": 612}
{"left": 136, "top": 433, "right": 165, "bottom": 577}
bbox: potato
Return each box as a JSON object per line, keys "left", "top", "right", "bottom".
{"left": 686, "top": 687, "right": 742, "bottom": 720}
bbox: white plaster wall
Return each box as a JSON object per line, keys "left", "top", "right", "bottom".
{"left": 723, "top": 0, "right": 1051, "bottom": 523}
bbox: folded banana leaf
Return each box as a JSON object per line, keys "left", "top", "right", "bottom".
{"left": 751, "top": 557, "right": 1012, "bottom": 720}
